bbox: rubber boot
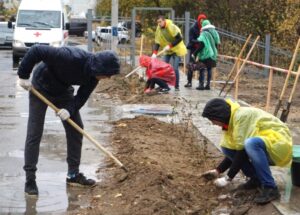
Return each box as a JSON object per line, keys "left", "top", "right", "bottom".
{"left": 196, "top": 82, "right": 204, "bottom": 90}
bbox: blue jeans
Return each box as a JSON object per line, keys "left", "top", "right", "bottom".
{"left": 244, "top": 137, "right": 276, "bottom": 188}
{"left": 163, "top": 54, "right": 180, "bottom": 88}
{"left": 199, "top": 67, "right": 212, "bottom": 86}
{"left": 222, "top": 137, "right": 276, "bottom": 188}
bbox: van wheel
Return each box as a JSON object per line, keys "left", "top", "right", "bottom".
{"left": 13, "top": 55, "right": 19, "bottom": 68}
{"left": 120, "top": 38, "right": 126, "bottom": 44}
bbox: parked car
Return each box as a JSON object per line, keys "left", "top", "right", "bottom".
{"left": 69, "top": 18, "right": 87, "bottom": 36}
{"left": 118, "top": 21, "right": 142, "bottom": 37}
{"left": 84, "top": 30, "right": 96, "bottom": 41}
{"left": 0, "top": 22, "right": 13, "bottom": 48}
{"left": 95, "top": 26, "right": 130, "bottom": 44}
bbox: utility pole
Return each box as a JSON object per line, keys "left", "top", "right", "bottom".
{"left": 111, "top": 0, "right": 118, "bottom": 51}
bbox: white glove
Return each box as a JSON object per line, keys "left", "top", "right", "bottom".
{"left": 214, "top": 176, "right": 232, "bottom": 187}
{"left": 18, "top": 78, "right": 32, "bottom": 91}
{"left": 201, "top": 169, "right": 219, "bottom": 180}
{"left": 151, "top": 53, "right": 157, "bottom": 59}
{"left": 163, "top": 45, "right": 171, "bottom": 52}
{"left": 57, "top": 109, "right": 70, "bottom": 121}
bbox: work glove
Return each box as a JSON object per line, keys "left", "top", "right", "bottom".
{"left": 201, "top": 169, "right": 219, "bottom": 180}
{"left": 57, "top": 109, "right": 70, "bottom": 121}
{"left": 151, "top": 53, "right": 157, "bottom": 59}
{"left": 18, "top": 78, "right": 32, "bottom": 91}
{"left": 214, "top": 176, "right": 232, "bottom": 187}
{"left": 163, "top": 45, "right": 171, "bottom": 52}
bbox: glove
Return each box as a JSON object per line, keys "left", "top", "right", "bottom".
{"left": 57, "top": 109, "right": 70, "bottom": 121}
{"left": 214, "top": 176, "right": 232, "bottom": 187}
{"left": 151, "top": 53, "right": 157, "bottom": 59}
{"left": 163, "top": 45, "right": 171, "bottom": 52}
{"left": 201, "top": 169, "right": 219, "bottom": 180}
{"left": 18, "top": 78, "right": 32, "bottom": 91}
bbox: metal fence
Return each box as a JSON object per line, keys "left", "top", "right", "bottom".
{"left": 86, "top": 10, "right": 298, "bottom": 72}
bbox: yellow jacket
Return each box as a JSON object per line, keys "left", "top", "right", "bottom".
{"left": 221, "top": 99, "right": 292, "bottom": 167}
{"left": 155, "top": 19, "right": 187, "bottom": 56}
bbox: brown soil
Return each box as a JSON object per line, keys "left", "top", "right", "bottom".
{"left": 69, "top": 66, "right": 284, "bottom": 215}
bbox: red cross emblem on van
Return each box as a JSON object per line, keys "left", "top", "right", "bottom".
{"left": 34, "top": 32, "right": 42, "bottom": 37}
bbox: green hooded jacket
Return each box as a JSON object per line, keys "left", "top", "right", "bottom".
{"left": 196, "top": 20, "right": 219, "bottom": 61}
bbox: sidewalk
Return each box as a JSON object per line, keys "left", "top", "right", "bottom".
{"left": 169, "top": 73, "right": 300, "bottom": 215}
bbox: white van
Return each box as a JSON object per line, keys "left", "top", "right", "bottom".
{"left": 8, "top": 0, "right": 69, "bottom": 67}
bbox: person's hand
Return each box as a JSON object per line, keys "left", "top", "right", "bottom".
{"left": 163, "top": 45, "right": 171, "bottom": 52}
{"left": 57, "top": 109, "right": 70, "bottom": 121}
{"left": 201, "top": 169, "right": 219, "bottom": 180}
{"left": 18, "top": 78, "right": 32, "bottom": 91}
{"left": 214, "top": 176, "right": 231, "bottom": 187}
{"left": 151, "top": 53, "right": 157, "bottom": 59}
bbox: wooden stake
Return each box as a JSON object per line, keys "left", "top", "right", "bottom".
{"left": 274, "top": 37, "right": 300, "bottom": 116}
{"left": 224, "top": 36, "right": 260, "bottom": 97}
{"left": 266, "top": 69, "right": 273, "bottom": 111}
{"left": 234, "top": 60, "right": 241, "bottom": 100}
{"left": 219, "top": 34, "right": 252, "bottom": 96}
{"left": 139, "top": 34, "right": 144, "bottom": 56}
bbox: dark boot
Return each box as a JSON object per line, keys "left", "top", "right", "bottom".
{"left": 196, "top": 82, "right": 204, "bottom": 90}
{"left": 238, "top": 177, "right": 261, "bottom": 190}
{"left": 254, "top": 186, "right": 280, "bottom": 204}
{"left": 67, "top": 173, "right": 96, "bottom": 187}
{"left": 204, "top": 84, "right": 210, "bottom": 90}
{"left": 25, "top": 180, "right": 39, "bottom": 196}
{"left": 184, "top": 82, "right": 192, "bottom": 88}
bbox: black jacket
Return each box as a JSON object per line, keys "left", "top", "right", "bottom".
{"left": 18, "top": 45, "right": 120, "bottom": 114}
{"left": 187, "top": 22, "right": 201, "bottom": 53}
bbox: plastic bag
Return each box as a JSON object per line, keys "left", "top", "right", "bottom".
{"left": 139, "top": 55, "right": 175, "bottom": 86}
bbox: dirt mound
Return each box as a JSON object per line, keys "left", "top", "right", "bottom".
{"left": 74, "top": 116, "right": 279, "bottom": 215}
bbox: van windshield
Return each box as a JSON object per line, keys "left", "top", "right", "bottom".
{"left": 17, "top": 10, "right": 61, "bottom": 28}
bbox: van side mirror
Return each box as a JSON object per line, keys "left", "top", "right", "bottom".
{"left": 65, "top": 23, "right": 70, "bottom": 30}
{"left": 8, "top": 21, "right": 12, "bottom": 29}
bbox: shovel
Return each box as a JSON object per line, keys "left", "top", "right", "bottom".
{"left": 274, "top": 37, "right": 300, "bottom": 116}
{"left": 219, "top": 34, "right": 252, "bottom": 96}
{"left": 30, "top": 87, "right": 128, "bottom": 173}
{"left": 280, "top": 65, "right": 300, "bottom": 122}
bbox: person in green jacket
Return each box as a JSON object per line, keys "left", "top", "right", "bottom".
{"left": 201, "top": 98, "right": 292, "bottom": 204}
{"left": 152, "top": 15, "right": 187, "bottom": 90}
{"left": 193, "top": 19, "right": 220, "bottom": 90}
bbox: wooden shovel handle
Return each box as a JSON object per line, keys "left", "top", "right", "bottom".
{"left": 30, "top": 87, "right": 127, "bottom": 171}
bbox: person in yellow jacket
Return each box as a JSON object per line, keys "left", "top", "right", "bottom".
{"left": 201, "top": 98, "right": 292, "bottom": 204}
{"left": 152, "top": 15, "right": 187, "bottom": 90}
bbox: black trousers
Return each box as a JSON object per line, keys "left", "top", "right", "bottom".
{"left": 24, "top": 88, "right": 83, "bottom": 181}
{"left": 145, "top": 78, "right": 169, "bottom": 89}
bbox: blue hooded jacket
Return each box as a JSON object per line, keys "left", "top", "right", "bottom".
{"left": 18, "top": 45, "right": 120, "bottom": 114}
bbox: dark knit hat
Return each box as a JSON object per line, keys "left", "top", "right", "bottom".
{"left": 91, "top": 50, "right": 120, "bottom": 76}
{"left": 202, "top": 98, "right": 231, "bottom": 124}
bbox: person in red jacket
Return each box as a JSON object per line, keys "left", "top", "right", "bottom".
{"left": 139, "top": 55, "right": 175, "bottom": 94}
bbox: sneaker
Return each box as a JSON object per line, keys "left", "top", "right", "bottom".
{"left": 175, "top": 87, "right": 180, "bottom": 91}
{"left": 66, "top": 173, "right": 96, "bottom": 187}
{"left": 184, "top": 83, "right": 192, "bottom": 88}
{"left": 254, "top": 186, "right": 280, "bottom": 204}
{"left": 158, "top": 88, "right": 170, "bottom": 94}
{"left": 25, "top": 180, "right": 39, "bottom": 196}
{"left": 144, "top": 88, "right": 151, "bottom": 94}
{"left": 238, "top": 178, "right": 261, "bottom": 190}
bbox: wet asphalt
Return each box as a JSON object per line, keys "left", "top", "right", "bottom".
{"left": 0, "top": 47, "right": 118, "bottom": 213}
